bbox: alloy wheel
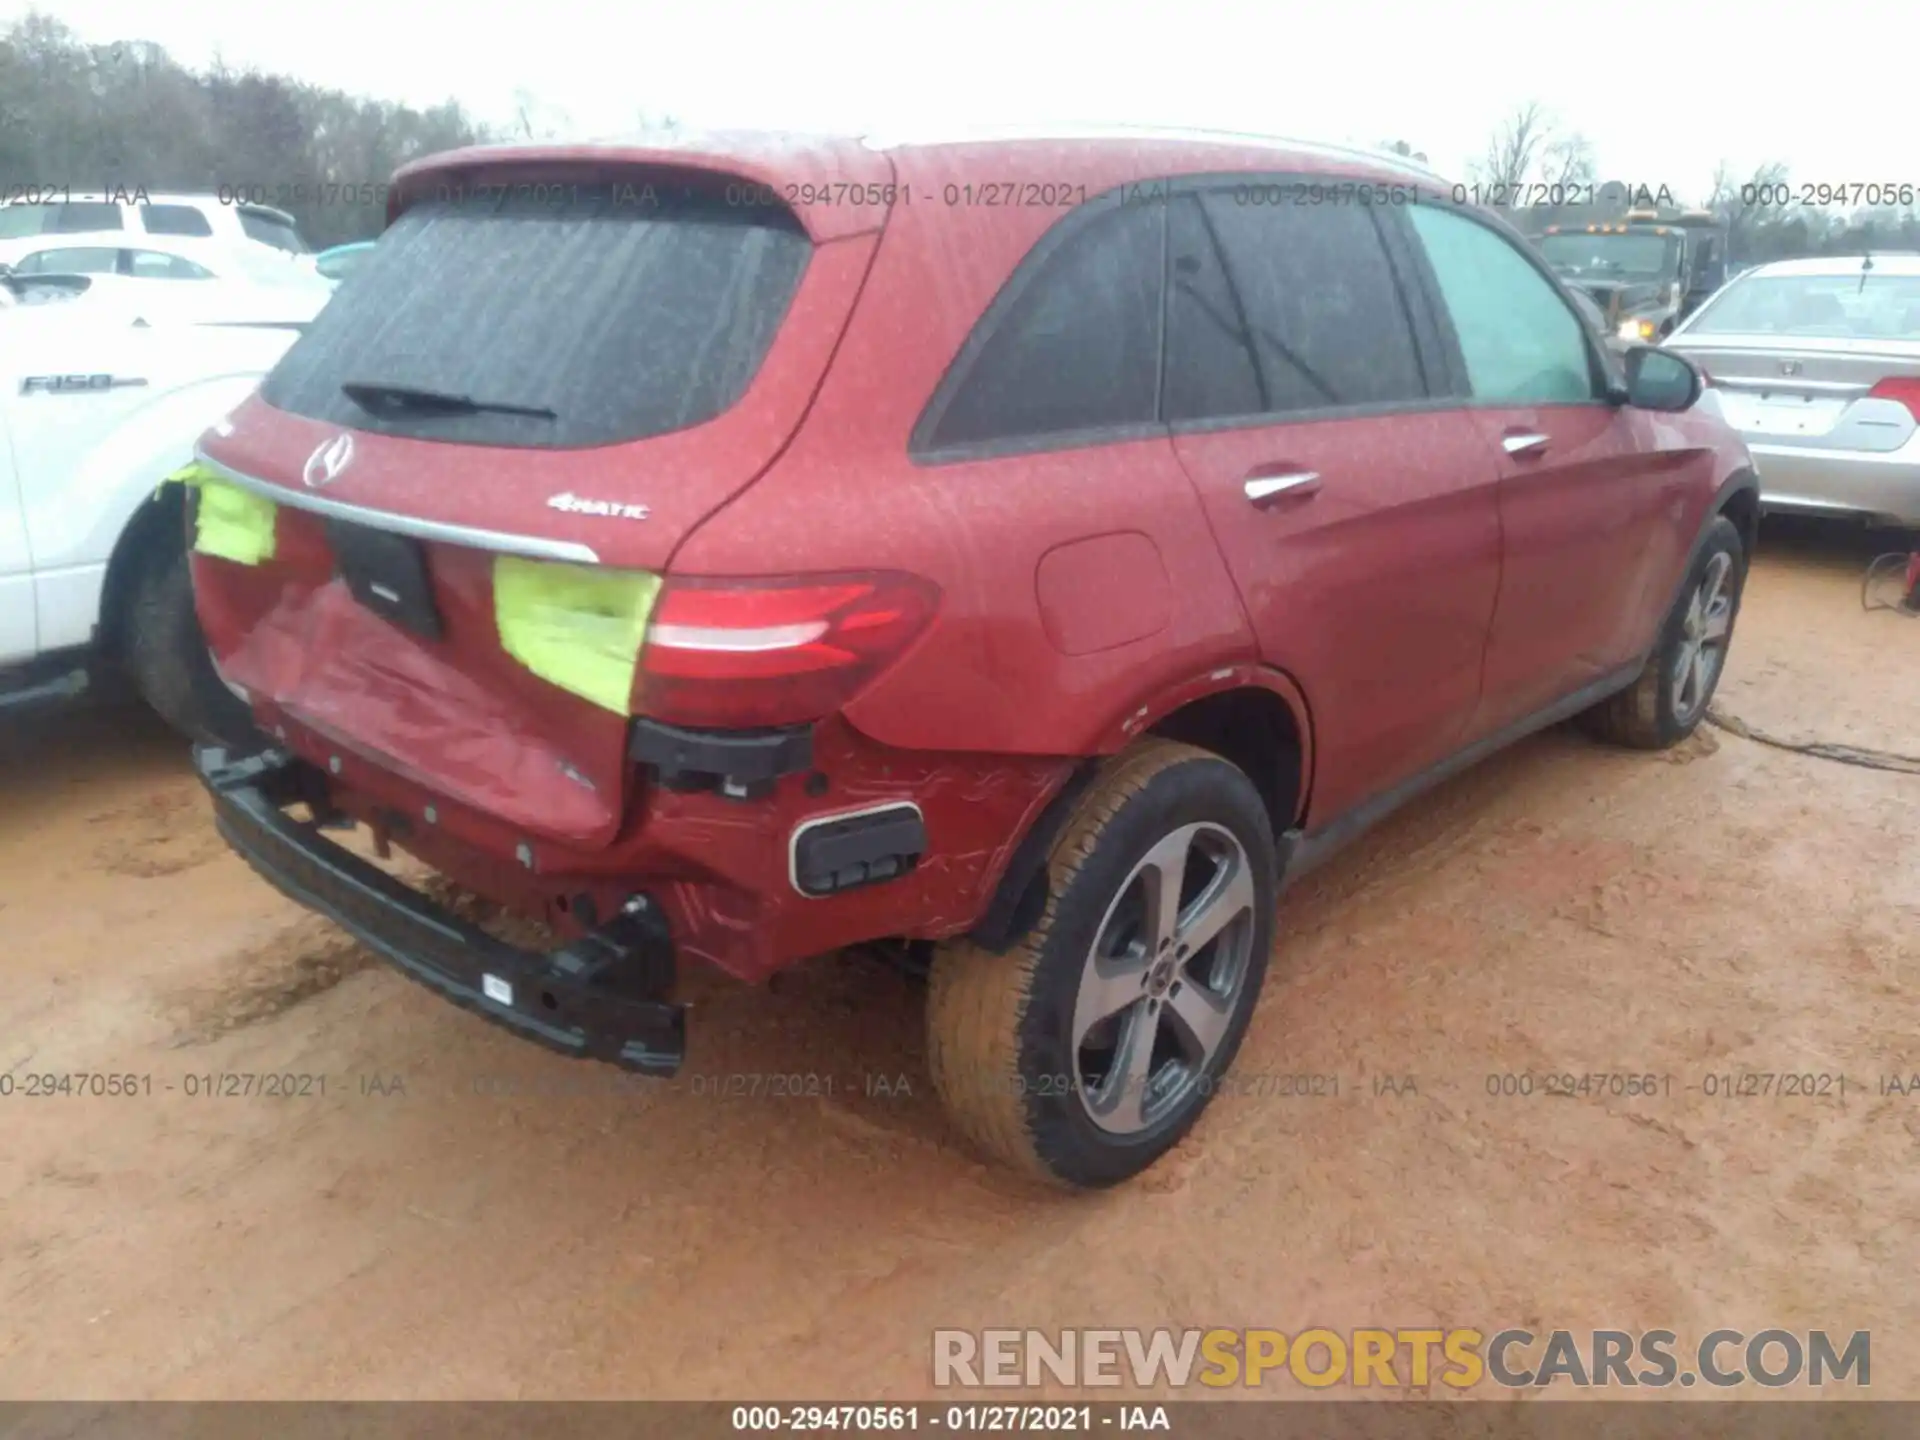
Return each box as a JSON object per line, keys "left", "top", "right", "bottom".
{"left": 1672, "top": 550, "right": 1735, "bottom": 725}
{"left": 1070, "top": 822, "right": 1258, "bottom": 1136}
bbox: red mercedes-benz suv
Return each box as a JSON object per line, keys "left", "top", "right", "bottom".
{"left": 184, "top": 127, "right": 1757, "bottom": 1188}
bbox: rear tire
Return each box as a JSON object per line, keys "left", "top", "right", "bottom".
{"left": 122, "top": 546, "right": 260, "bottom": 748}
{"left": 926, "top": 739, "right": 1278, "bottom": 1189}
{"left": 1582, "top": 514, "right": 1746, "bottom": 750}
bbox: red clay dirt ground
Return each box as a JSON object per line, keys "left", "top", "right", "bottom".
{"left": 1, "top": 518, "right": 1915, "bottom": 1401}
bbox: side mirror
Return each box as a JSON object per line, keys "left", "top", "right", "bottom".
{"left": 1622, "top": 345, "right": 1702, "bottom": 412}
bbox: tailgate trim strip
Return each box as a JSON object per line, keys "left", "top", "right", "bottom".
{"left": 192, "top": 450, "right": 602, "bottom": 565}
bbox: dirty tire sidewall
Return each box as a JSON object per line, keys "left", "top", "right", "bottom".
{"left": 125, "top": 548, "right": 260, "bottom": 749}
{"left": 927, "top": 740, "right": 1278, "bottom": 1190}
{"left": 1585, "top": 514, "right": 1747, "bottom": 751}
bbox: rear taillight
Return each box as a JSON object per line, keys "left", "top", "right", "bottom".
{"left": 1867, "top": 376, "right": 1920, "bottom": 419}
{"left": 636, "top": 573, "right": 941, "bottom": 729}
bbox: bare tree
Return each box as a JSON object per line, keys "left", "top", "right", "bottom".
{"left": 1538, "top": 131, "right": 1597, "bottom": 190}
{"left": 1475, "top": 101, "right": 1550, "bottom": 193}
{"left": 1709, "top": 159, "right": 1790, "bottom": 260}
{"left": 511, "top": 87, "right": 575, "bottom": 141}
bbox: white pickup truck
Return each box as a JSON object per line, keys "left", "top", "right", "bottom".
{"left": 0, "top": 289, "right": 301, "bottom": 739}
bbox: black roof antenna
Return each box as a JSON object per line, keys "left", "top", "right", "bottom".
{"left": 1859, "top": 242, "right": 1874, "bottom": 294}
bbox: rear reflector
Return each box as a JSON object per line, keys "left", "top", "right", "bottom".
{"left": 1867, "top": 376, "right": 1920, "bottom": 419}
{"left": 637, "top": 573, "right": 940, "bottom": 729}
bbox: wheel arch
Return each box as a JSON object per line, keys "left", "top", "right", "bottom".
{"left": 96, "top": 480, "right": 188, "bottom": 657}
{"left": 1715, "top": 467, "right": 1762, "bottom": 559}
{"left": 965, "top": 664, "right": 1313, "bottom": 954}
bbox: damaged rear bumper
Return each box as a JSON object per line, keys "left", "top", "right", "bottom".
{"left": 194, "top": 743, "right": 686, "bottom": 1075}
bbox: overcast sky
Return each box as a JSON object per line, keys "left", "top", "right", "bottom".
{"left": 6, "top": 0, "right": 1906, "bottom": 202}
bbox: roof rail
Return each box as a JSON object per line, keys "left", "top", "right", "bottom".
{"left": 855, "top": 122, "right": 1449, "bottom": 182}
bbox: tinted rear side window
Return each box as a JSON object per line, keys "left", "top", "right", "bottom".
{"left": 920, "top": 199, "right": 1165, "bottom": 452}
{"left": 142, "top": 203, "right": 216, "bottom": 237}
{"left": 1164, "top": 195, "right": 1263, "bottom": 423}
{"left": 259, "top": 185, "right": 814, "bottom": 449}
{"left": 1192, "top": 190, "right": 1428, "bottom": 415}
{"left": 52, "top": 202, "right": 124, "bottom": 233}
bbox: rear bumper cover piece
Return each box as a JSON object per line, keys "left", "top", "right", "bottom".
{"left": 194, "top": 744, "right": 686, "bottom": 1075}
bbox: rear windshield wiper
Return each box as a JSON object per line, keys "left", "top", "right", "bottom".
{"left": 341, "top": 380, "right": 557, "bottom": 421}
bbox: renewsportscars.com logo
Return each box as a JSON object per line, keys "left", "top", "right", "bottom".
{"left": 932, "top": 1328, "right": 1871, "bottom": 1391}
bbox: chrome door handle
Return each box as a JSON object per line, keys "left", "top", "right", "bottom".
{"left": 1244, "top": 471, "right": 1321, "bottom": 504}
{"left": 1502, "top": 431, "right": 1551, "bottom": 457}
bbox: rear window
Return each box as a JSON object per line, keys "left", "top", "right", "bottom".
{"left": 237, "top": 206, "right": 309, "bottom": 255}
{"left": 1685, "top": 273, "right": 1920, "bottom": 341}
{"left": 260, "top": 183, "right": 814, "bottom": 449}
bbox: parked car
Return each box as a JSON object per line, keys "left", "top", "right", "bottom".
{"left": 187, "top": 128, "right": 1758, "bottom": 1189}
{"left": 1, "top": 301, "right": 302, "bottom": 735}
{"left": 0, "top": 192, "right": 311, "bottom": 271}
{"left": 1664, "top": 254, "right": 1920, "bottom": 526}
{"left": 314, "top": 241, "right": 377, "bottom": 283}
{"left": 0, "top": 270, "right": 94, "bottom": 308}
{"left": 3, "top": 235, "right": 335, "bottom": 326}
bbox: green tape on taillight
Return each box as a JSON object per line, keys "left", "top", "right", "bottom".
{"left": 493, "top": 555, "right": 661, "bottom": 714}
{"left": 169, "top": 462, "right": 278, "bottom": 566}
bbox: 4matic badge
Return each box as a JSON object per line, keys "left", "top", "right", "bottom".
{"left": 547, "top": 492, "right": 650, "bottom": 521}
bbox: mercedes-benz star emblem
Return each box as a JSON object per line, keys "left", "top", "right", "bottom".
{"left": 1780, "top": 360, "right": 1803, "bottom": 376}
{"left": 303, "top": 433, "right": 355, "bottom": 489}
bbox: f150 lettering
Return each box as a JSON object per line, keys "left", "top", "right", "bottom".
{"left": 20, "top": 373, "right": 149, "bottom": 396}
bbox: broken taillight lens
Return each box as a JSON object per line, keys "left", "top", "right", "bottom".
{"left": 635, "top": 573, "right": 941, "bottom": 729}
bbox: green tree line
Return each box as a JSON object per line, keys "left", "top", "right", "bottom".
{"left": 0, "top": 13, "right": 492, "bottom": 248}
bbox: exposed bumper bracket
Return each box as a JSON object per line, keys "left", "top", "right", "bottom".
{"left": 195, "top": 744, "right": 686, "bottom": 1075}
{"left": 628, "top": 716, "right": 814, "bottom": 799}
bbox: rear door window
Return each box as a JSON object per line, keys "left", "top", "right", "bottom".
{"left": 1167, "top": 186, "right": 1431, "bottom": 422}
{"left": 258, "top": 183, "right": 815, "bottom": 449}
{"left": 125, "top": 249, "right": 215, "bottom": 279}
{"left": 141, "top": 203, "right": 216, "bottom": 238}
{"left": 916, "top": 197, "right": 1166, "bottom": 453}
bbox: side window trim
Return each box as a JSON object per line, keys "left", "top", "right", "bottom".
{"left": 1397, "top": 197, "right": 1613, "bottom": 406}
{"left": 1161, "top": 171, "right": 1460, "bottom": 436}
{"left": 1367, "top": 200, "right": 1465, "bottom": 398}
{"left": 909, "top": 187, "right": 1172, "bottom": 465}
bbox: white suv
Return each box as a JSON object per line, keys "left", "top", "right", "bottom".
{"left": 0, "top": 192, "right": 312, "bottom": 271}
{"left": 0, "top": 301, "right": 300, "bottom": 737}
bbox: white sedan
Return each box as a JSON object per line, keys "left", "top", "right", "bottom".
{"left": 1664, "top": 254, "right": 1920, "bottom": 527}
{"left": 2, "top": 234, "right": 333, "bottom": 326}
